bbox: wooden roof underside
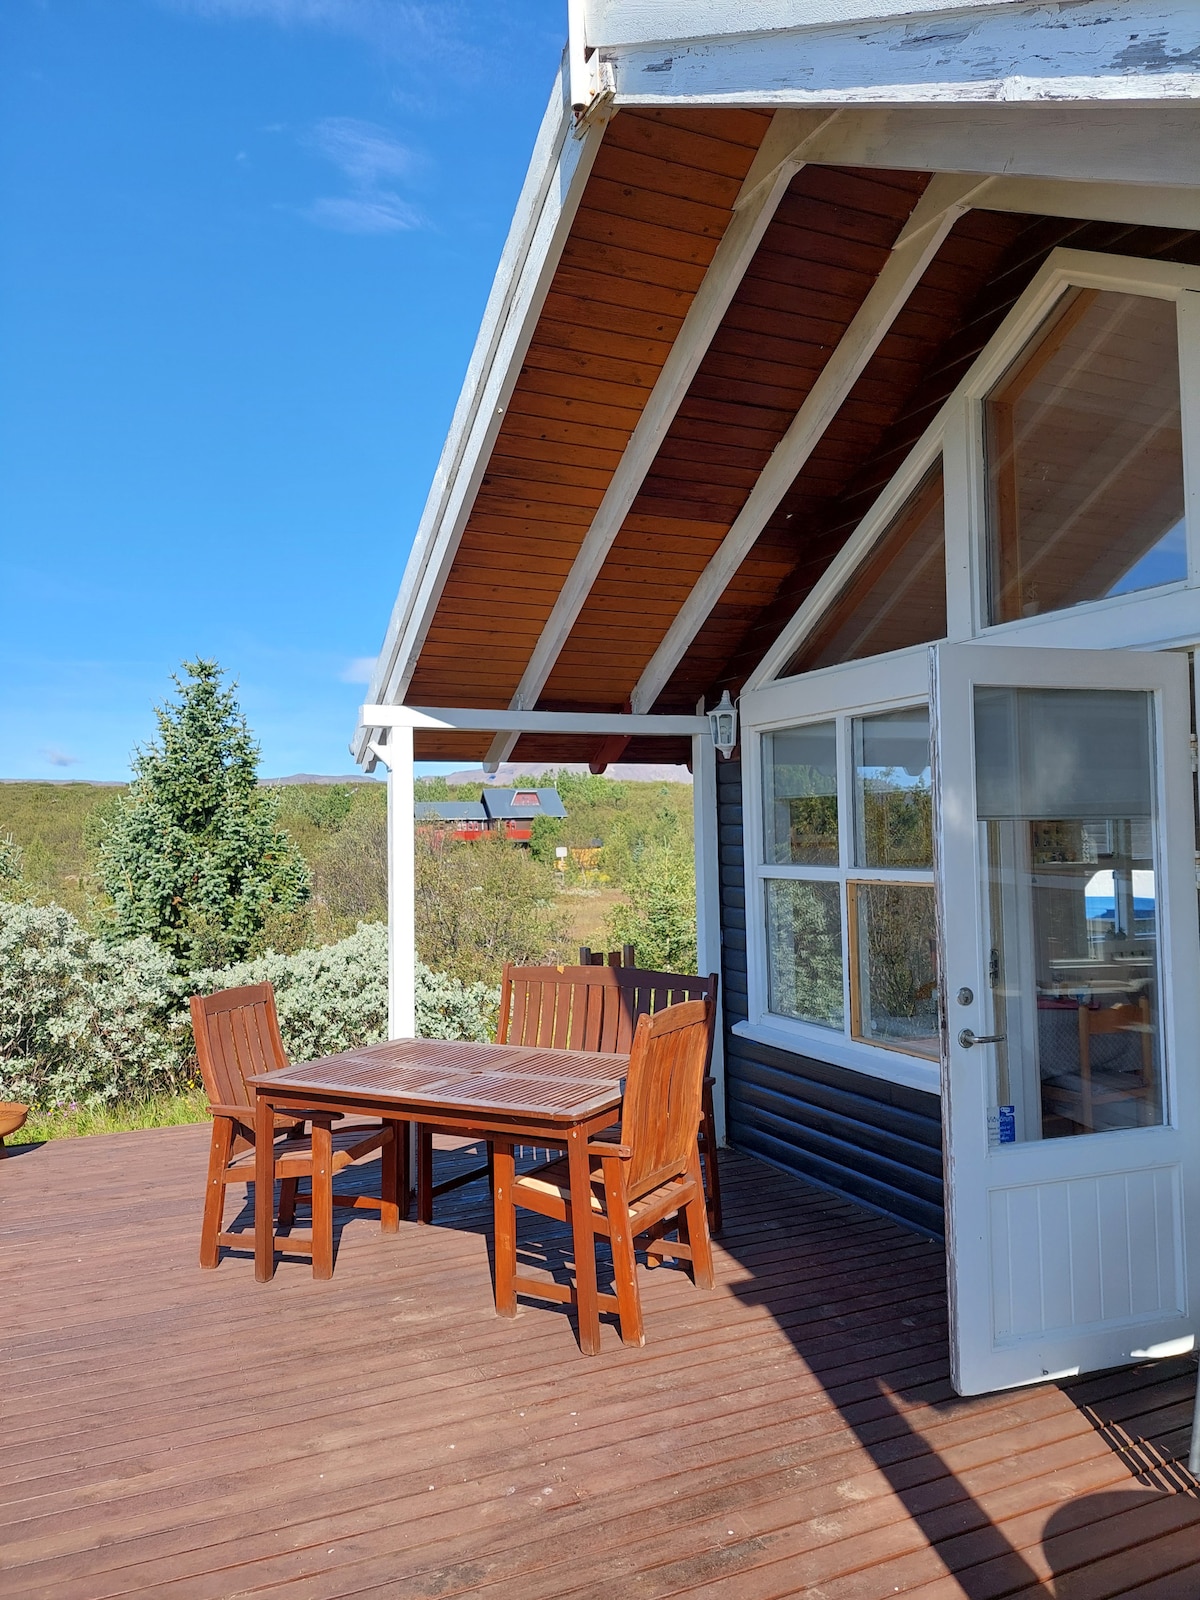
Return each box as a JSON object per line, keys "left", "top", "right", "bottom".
{"left": 401, "top": 109, "right": 1200, "bottom": 764}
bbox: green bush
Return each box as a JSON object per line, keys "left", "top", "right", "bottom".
{"left": 0, "top": 900, "right": 182, "bottom": 1109}
{"left": 0, "top": 901, "right": 500, "bottom": 1111}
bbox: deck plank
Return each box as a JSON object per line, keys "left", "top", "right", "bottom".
{"left": 2, "top": 1125, "right": 1197, "bottom": 1600}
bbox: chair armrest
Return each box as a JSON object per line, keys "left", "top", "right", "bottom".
{"left": 588, "top": 1140, "right": 631, "bottom": 1159}
{"left": 209, "top": 1104, "right": 254, "bottom": 1120}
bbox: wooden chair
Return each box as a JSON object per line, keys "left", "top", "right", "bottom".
{"left": 1043, "top": 994, "right": 1155, "bottom": 1133}
{"left": 191, "top": 983, "right": 408, "bottom": 1277}
{"left": 492, "top": 998, "right": 715, "bottom": 1348}
{"left": 416, "top": 962, "right": 723, "bottom": 1231}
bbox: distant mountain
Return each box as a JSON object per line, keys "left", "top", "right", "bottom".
{"left": 441, "top": 762, "right": 692, "bottom": 786}
{"left": 260, "top": 774, "right": 383, "bottom": 786}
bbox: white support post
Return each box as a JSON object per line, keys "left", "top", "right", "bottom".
{"left": 384, "top": 727, "right": 416, "bottom": 1041}
{"left": 692, "top": 729, "right": 726, "bottom": 1145}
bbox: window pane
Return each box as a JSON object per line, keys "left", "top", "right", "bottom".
{"left": 783, "top": 462, "right": 946, "bottom": 677}
{"left": 766, "top": 879, "right": 844, "bottom": 1028}
{"left": 853, "top": 707, "right": 932, "bottom": 868}
{"left": 985, "top": 289, "right": 1185, "bottom": 625}
{"left": 763, "top": 723, "right": 838, "bottom": 865}
{"left": 851, "top": 883, "right": 940, "bottom": 1058}
{"left": 976, "top": 687, "right": 1163, "bottom": 1142}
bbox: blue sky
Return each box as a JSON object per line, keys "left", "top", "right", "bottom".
{"left": 0, "top": 0, "right": 565, "bottom": 780}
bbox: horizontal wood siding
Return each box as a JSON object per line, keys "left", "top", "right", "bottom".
{"left": 717, "top": 757, "right": 945, "bottom": 1239}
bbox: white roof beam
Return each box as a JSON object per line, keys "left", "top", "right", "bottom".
{"left": 629, "top": 172, "right": 992, "bottom": 714}
{"left": 480, "top": 109, "right": 837, "bottom": 772}
{"left": 360, "top": 705, "right": 706, "bottom": 737}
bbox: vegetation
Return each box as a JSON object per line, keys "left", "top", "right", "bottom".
{"left": 0, "top": 905, "right": 496, "bottom": 1118}
{"left": 97, "top": 661, "right": 310, "bottom": 967}
{"left": 0, "top": 663, "right": 700, "bottom": 1138}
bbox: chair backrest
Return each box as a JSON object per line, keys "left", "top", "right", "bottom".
{"left": 190, "top": 983, "right": 289, "bottom": 1110}
{"left": 621, "top": 998, "right": 712, "bottom": 1201}
{"left": 497, "top": 963, "right": 718, "bottom": 1062}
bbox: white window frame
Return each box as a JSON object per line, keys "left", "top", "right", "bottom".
{"left": 738, "top": 247, "right": 1200, "bottom": 1096}
{"left": 740, "top": 648, "right": 940, "bottom": 1095}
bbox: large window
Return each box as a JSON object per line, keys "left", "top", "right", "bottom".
{"left": 984, "top": 289, "right": 1186, "bottom": 624}
{"left": 760, "top": 706, "right": 939, "bottom": 1061}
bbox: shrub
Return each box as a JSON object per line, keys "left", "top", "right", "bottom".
{"left": 0, "top": 901, "right": 499, "bottom": 1110}
{"left": 415, "top": 831, "right": 570, "bottom": 985}
{"left": 604, "top": 838, "right": 698, "bottom": 973}
{"left": 0, "top": 900, "right": 182, "bottom": 1109}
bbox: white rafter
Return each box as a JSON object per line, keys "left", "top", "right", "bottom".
{"left": 628, "top": 172, "right": 994, "bottom": 714}
{"left": 480, "top": 109, "right": 839, "bottom": 771}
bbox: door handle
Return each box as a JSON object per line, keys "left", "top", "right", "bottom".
{"left": 957, "top": 1028, "right": 1006, "bottom": 1048}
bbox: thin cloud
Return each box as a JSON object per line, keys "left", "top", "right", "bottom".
{"left": 312, "top": 117, "right": 416, "bottom": 186}
{"left": 304, "top": 193, "right": 422, "bottom": 233}
{"left": 340, "top": 656, "right": 378, "bottom": 684}
{"left": 300, "top": 118, "right": 426, "bottom": 233}
{"left": 41, "top": 746, "right": 79, "bottom": 768}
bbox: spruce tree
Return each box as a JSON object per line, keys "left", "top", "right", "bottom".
{"left": 99, "top": 660, "right": 310, "bottom": 967}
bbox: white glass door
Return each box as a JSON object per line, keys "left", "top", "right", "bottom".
{"left": 932, "top": 642, "right": 1199, "bottom": 1395}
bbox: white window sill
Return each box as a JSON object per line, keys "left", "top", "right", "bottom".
{"left": 731, "top": 1018, "right": 942, "bottom": 1097}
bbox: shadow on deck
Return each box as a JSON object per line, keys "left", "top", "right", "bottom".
{"left": 2, "top": 1125, "right": 1197, "bottom": 1598}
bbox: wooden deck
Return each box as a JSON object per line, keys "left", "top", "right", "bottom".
{"left": 3, "top": 1125, "right": 1198, "bottom": 1599}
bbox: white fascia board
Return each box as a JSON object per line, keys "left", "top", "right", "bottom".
{"left": 596, "top": 1, "right": 1200, "bottom": 107}
{"left": 583, "top": 0, "right": 1023, "bottom": 48}
{"left": 352, "top": 60, "right": 603, "bottom": 767}
{"left": 359, "top": 705, "right": 707, "bottom": 736}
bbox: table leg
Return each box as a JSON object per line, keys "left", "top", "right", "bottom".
{"left": 311, "top": 1118, "right": 334, "bottom": 1279}
{"left": 567, "top": 1126, "right": 601, "bottom": 1355}
{"left": 254, "top": 1093, "right": 275, "bottom": 1283}
{"left": 492, "top": 1140, "right": 517, "bottom": 1317}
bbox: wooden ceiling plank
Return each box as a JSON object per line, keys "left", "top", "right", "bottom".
{"left": 629, "top": 173, "right": 994, "bottom": 712}
{"left": 479, "top": 113, "right": 831, "bottom": 770}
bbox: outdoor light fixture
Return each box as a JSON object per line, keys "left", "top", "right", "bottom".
{"left": 708, "top": 691, "right": 738, "bottom": 759}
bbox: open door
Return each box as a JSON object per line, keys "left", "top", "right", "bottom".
{"left": 933, "top": 642, "right": 1199, "bottom": 1395}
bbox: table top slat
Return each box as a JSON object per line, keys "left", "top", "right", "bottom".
{"left": 247, "top": 1036, "right": 626, "bottom": 1123}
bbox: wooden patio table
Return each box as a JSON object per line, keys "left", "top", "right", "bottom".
{"left": 247, "top": 1037, "right": 626, "bottom": 1354}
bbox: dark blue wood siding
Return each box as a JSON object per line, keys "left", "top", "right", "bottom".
{"left": 717, "top": 757, "right": 945, "bottom": 1239}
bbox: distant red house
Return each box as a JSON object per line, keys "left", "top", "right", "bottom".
{"left": 414, "top": 787, "right": 567, "bottom": 845}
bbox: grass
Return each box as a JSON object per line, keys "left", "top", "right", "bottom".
{"left": 11, "top": 1088, "right": 210, "bottom": 1146}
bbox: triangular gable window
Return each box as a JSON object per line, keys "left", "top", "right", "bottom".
{"left": 779, "top": 460, "right": 946, "bottom": 679}
{"left": 984, "top": 288, "right": 1185, "bottom": 624}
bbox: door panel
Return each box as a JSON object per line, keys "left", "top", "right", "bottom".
{"left": 933, "top": 642, "right": 1198, "bottom": 1394}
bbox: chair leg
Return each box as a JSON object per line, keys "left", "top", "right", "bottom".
{"left": 277, "top": 1177, "right": 300, "bottom": 1230}
{"left": 682, "top": 1152, "right": 715, "bottom": 1291}
{"left": 379, "top": 1122, "right": 401, "bottom": 1233}
{"left": 700, "top": 1079, "right": 723, "bottom": 1235}
{"left": 200, "top": 1119, "right": 233, "bottom": 1268}
{"left": 602, "top": 1171, "right": 644, "bottom": 1348}
{"left": 492, "top": 1141, "right": 518, "bottom": 1317}
{"left": 416, "top": 1123, "right": 434, "bottom": 1225}
{"left": 311, "top": 1121, "right": 334, "bottom": 1280}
